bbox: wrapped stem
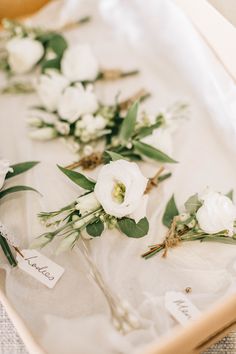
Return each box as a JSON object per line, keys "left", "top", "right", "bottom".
{"left": 77, "top": 239, "right": 140, "bottom": 333}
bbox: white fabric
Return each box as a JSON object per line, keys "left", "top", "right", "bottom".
{"left": 1, "top": 1, "right": 236, "bottom": 354}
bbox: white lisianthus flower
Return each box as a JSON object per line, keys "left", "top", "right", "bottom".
{"left": 196, "top": 190, "right": 236, "bottom": 235}
{"left": 29, "top": 127, "right": 57, "bottom": 140}
{"left": 94, "top": 160, "right": 148, "bottom": 219}
{"left": 55, "top": 121, "right": 70, "bottom": 136}
{"left": 61, "top": 44, "right": 99, "bottom": 81}
{"left": 6, "top": 37, "right": 44, "bottom": 74}
{"left": 141, "top": 128, "right": 173, "bottom": 158}
{"left": 75, "top": 193, "right": 101, "bottom": 217}
{"left": 37, "top": 70, "right": 69, "bottom": 112}
{"left": 57, "top": 84, "right": 98, "bottom": 123}
{"left": 0, "top": 159, "right": 13, "bottom": 190}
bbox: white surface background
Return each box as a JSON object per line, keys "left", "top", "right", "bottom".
{"left": 1, "top": 0, "right": 236, "bottom": 353}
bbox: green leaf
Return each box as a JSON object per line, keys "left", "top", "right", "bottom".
{"left": 158, "top": 172, "right": 172, "bottom": 183}
{"left": 47, "top": 34, "right": 68, "bottom": 57}
{"left": 119, "top": 101, "right": 139, "bottom": 143}
{"left": 226, "top": 190, "right": 234, "bottom": 201}
{"left": 0, "top": 234, "right": 17, "bottom": 267}
{"left": 104, "top": 150, "right": 127, "bottom": 161}
{"left": 0, "top": 186, "right": 39, "bottom": 199}
{"left": 58, "top": 165, "right": 96, "bottom": 191}
{"left": 162, "top": 195, "right": 179, "bottom": 228}
{"left": 184, "top": 193, "right": 202, "bottom": 214}
{"left": 86, "top": 219, "right": 104, "bottom": 237}
{"left": 133, "top": 140, "right": 177, "bottom": 163}
{"left": 6, "top": 161, "right": 39, "bottom": 179}
{"left": 135, "top": 116, "right": 163, "bottom": 139}
{"left": 41, "top": 57, "right": 61, "bottom": 71}
{"left": 117, "top": 217, "right": 149, "bottom": 238}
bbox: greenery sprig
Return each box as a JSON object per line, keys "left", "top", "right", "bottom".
{"left": 66, "top": 100, "right": 187, "bottom": 170}
{"left": 33, "top": 161, "right": 170, "bottom": 253}
{"left": 0, "top": 161, "right": 39, "bottom": 266}
{"left": 142, "top": 189, "right": 236, "bottom": 259}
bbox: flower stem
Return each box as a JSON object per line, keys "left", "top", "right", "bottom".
{"left": 77, "top": 240, "right": 140, "bottom": 333}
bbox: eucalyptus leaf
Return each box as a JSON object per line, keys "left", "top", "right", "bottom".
{"left": 105, "top": 150, "right": 127, "bottom": 161}
{"left": 86, "top": 219, "right": 104, "bottom": 237}
{"left": 117, "top": 217, "right": 149, "bottom": 238}
{"left": 0, "top": 185, "right": 39, "bottom": 199}
{"left": 184, "top": 194, "right": 202, "bottom": 214}
{"left": 226, "top": 190, "right": 234, "bottom": 201}
{"left": 58, "top": 165, "right": 96, "bottom": 191}
{"left": 158, "top": 172, "right": 172, "bottom": 183}
{"left": 133, "top": 141, "right": 177, "bottom": 163}
{"left": 119, "top": 101, "right": 138, "bottom": 143}
{"left": 6, "top": 161, "right": 39, "bottom": 179}
{"left": 162, "top": 195, "right": 179, "bottom": 228}
{"left": 135, "top": 116, "right": 163, "bottom": 139}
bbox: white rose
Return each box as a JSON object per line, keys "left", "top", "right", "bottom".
{"left": 141, "top": 128, "right": 173, "bottom": 159}
{"left": 0, "top": 159, "right": 13, "bottom": 190}
{"left": 29, "top": 127, "right": 57, "bottom": 140}
{"left": 6, "top": 37, "right": 44, "bottom": 74}
{"left": 58, "top": 84, "right": 98, "bottom": 123}
{"left": 75, "top": 193, "right": 101, "bottom": 217}
{"left": 61, "top": 44, "right": 99, "bottom": 82}
{"left": 94, "top": 160, "right": 148, "bottom": 219}
{"left": 196, "top": 190, "right": 236, "bottom": 235}
{"left": 37, "top": 70, "right": 69, "bottom": 112}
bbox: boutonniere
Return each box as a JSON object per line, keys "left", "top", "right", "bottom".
{"left": 142, "top": 188, "right": 236, "bottom": 259}
{"left": 65, "top": 101, "right": 188, "bottom": 170}
{"left": 32, "top": 159, "right": 168, "bottom": 332}
{"left": 27, "top": 84, "right": 150, "bottom": 150}
{"left": 34, "top": 160, "right": 154, "bottom": 249}
{"left": 0, "top": 159, "right": 39, "bottom": 266}
{"left": 0, "top": 19, "right": 138, "bottom": 93}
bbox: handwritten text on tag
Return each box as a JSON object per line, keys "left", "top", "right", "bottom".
{"left": 17, "top": 249, "right": 64, "bottom": 289}
{"left": 165, "top": 291, "right": 201, "bottom": 325}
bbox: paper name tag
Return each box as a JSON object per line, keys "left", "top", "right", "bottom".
{"left": 17, "top": 249, "right": 64, "bottom": 289}
{"left": 0, "top": 221, "right": 19, "bottom": 248}
{"left": 165, "top": 291, "right": 201, "bottom": 325}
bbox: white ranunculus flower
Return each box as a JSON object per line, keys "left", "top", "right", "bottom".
{"left": 61, "top": 44, "right": 99, "bottom": 82}
{"left": 141, "top": 128, "right": 173, "bottom": 159}
{"left": 6, "top": 37, "right": 44, "bottom": 74}
{"left": 0, "top": 159, "right": 13, "bottom": 190}
{"left": 75, "top": 193, "right": 101, "bottom": 217}
{"left": 57, "top": 84, "right": 98, "bottom": 123}
{"left": 29, "top": 127, "right": 57, "bottom": 140}
{"left": 94, "top": 160, "right": 148, "bottom": 219}
{"left": 196, "top": 190, "right": 236, "bottom": 235}
{"left": 37, "top": 70, "right": 69, "bottom": 112}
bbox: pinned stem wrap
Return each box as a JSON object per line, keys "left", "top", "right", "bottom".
{"left": 142, "top": 217, "right": 182, "bottom": 259}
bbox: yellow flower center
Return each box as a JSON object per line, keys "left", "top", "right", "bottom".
{"left": 112, "top": 181, "right": 126, "bottom": 204}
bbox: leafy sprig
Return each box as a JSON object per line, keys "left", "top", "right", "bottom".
{"left": 0, "top": 161, "right": 39, "bottom": 266}
{"left": 142, "top": 191, "right": 236, "bottom": 259}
